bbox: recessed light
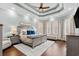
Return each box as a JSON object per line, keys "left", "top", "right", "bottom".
{"left": 11, "top": 7, "right": 15, "bottom": 10}
{"left": 68, "top": 8, "right": 72, "bottom": 10}
{"left": 50, "top": 18, "right": 55, "bottom": 21}
{"left": 34, "top": 18, "right": 37, "bottom": 23}
{"left": 24, "top": 15, "right": 30, "bottom": 21}
{"left": 7, "top": 9, "right": 16, "bottom": 16}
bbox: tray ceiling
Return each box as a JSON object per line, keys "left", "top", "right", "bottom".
{"left": 0, "top": 3, "right": 78, "bottom": 18}
{"left": 14, "top": 3, "right": 78, "bottom": 17}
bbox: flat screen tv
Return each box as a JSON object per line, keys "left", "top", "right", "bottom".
{"left": 27, "top": 30, "right": 35, "bottom": 35}
{"left": 74, "top": 7, "right": 79, "bottom": 28}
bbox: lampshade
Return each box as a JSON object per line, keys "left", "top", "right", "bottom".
{"left": 10, "top": 26, "right": 17, "bottom": 35}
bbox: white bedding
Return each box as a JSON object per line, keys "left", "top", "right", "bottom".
{"left": 2, "top": 38, "right": 12, "bottom": 49}
{"left": 20, "top": 34, "right": 44, "bottom": 44}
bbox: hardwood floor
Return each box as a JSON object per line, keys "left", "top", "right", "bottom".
{"left": 42, "top": 41, "right": 66, "bottom": 56}
{"left": 3, "top": 46, "right": 25, "bottom": 56}
{"left": 3, "top": 41, "right": 66, "bottom": 56}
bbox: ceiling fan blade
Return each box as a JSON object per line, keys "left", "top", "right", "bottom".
{"left": 39, "top": 3, "right": 43, "bottom": 8}
{"left": 33, "top": 3, "right": 50, "bottom": 10}
{"left": 46, "top": 7, "right": 50, "bottom": 8}
{"left": 41, "top": 7, "right": 49, "bottom": 9}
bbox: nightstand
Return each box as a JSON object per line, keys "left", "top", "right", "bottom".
{"left": 10, "top": 35, "right": 21, "bottom": 45}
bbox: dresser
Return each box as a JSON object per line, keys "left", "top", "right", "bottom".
{"left": 67, "top": 35, "right": 79, "bottom": 56}
{"left": 0, "top": 24, "right": 3, "bottom": 56}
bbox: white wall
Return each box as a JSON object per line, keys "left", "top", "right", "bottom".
{"left": 0, "top": 3, "right": 78, "bottom": 38}
{"left": 0, "top": 9, "right": 38, "bottom": 38}
{"left": 0, "top": 10, "right": 22, "bottom": 37}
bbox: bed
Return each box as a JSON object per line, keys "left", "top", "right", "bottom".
{"left": 20, "top": 34, "right": 47, "bottom": 48}
{"left": 17, "top": 25, "right": 47, "bottom": 48}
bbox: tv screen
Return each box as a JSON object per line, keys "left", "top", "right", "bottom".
{"left": 27, "top": 31, "right": 35, "bottom": 35}
{"left": 74, "top": 7, "right": 79, "bottom": 28}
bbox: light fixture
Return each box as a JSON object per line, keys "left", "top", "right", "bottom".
{"left": 24, "top": 15, "right": 29, "bottom": 20}
{"left": 68, "top": 8, "right": 72, "bottom": 10}
{"left": 24, "top": 15, "right": 30, "bottom": 21}
{"left": 11, "top": 7, "right": 15, "bottom": 10}
{"left": 10, "top": 26, "right": 17, "bottom": 35}
{"left": 50, "top": 18, "right": 55, "bottom": 21}
{"left": 34, "top": 18, "right": 37, "bottom": 23}
{"left": 7, "top": 9, "right": 16, "bottom": 16}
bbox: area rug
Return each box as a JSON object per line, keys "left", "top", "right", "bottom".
{"left": 14, "top": 40, "right": 55, "bottom": 56}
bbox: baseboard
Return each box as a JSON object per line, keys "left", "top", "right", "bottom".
{"left": 47, "top": 39, "right": 66, "bottom": 42}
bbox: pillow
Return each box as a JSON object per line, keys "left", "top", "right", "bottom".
{"left": 27, "top": 31, "right": 35, "bottom": 35}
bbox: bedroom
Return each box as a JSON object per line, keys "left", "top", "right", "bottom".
{"left": 0, "top": 3, "right": 79, "bottom": 56}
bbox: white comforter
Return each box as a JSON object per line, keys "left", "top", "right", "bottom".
{"left": 2, "top": 38, "right": 12, "bottom": 50}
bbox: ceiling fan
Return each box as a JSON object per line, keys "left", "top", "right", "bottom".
{"left": 33, "top": 3, "right": 49, "bottom": 12}
{"left": 38, "top": 3, "right": 49, "bottom": 9}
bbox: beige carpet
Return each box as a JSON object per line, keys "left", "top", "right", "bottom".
{"left": 14, "top": 40, "right": 55, "bottom": 56}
